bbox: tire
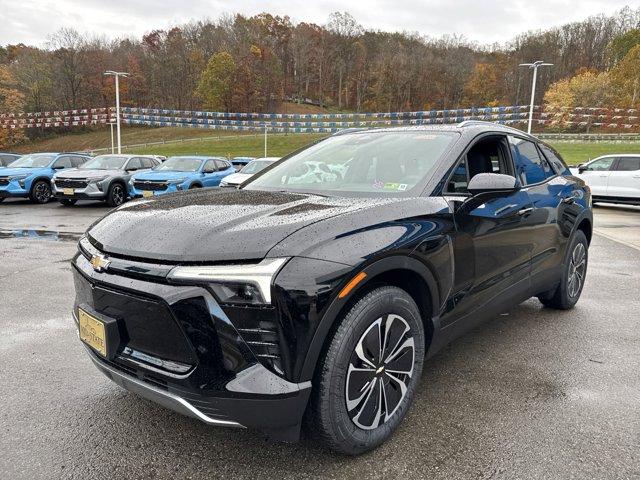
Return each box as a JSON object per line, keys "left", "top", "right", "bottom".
{"left": 0, "top": 197, "right": 4, "bottom": 202}
{"left": 538, "top": 230, "right": 588, "bottom": 310}
{"left": 29, "top": 180, "right": 52, "bottom": 204}
{"left": 309, "top": 286, "right": 425, "bottom": 455}
{"left": 59, "top": 198, "right": 77, "bottom": 206}
{"left": 106, "top": 182, "right": 126, "bottom": 207}
{"left": 188, "top": 184, "right": 201, "bottom": 189}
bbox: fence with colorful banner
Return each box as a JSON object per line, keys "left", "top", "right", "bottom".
{"left": 3, "top": 105, "right": 640, "bottom": 131}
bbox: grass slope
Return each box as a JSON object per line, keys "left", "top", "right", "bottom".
{"left": 13, "top": 125, "right": 640, "bottom": 165}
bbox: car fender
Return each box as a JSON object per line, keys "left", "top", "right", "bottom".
{"left": 298, "top": 254, "right": 441, "bottom": 382}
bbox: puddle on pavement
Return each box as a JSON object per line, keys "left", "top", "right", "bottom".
{"left": 0, "top": 229, "right": 82, "bottom": 242}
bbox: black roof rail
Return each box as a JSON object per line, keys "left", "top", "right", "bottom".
{"left": 458, "top": 120, "right": 528, "bottom": 135}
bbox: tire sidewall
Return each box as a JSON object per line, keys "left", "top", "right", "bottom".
{"left": 559, "top": 230, "right": 589, "bottom": 308}
{"left": 317, "top": 287, "right": 425, "bottom": 454}
{"left": 30, "top": 180, "right": 51, "bottom": 204}
{"left": 107, "top": 182, "right": 125, "bottom": 207}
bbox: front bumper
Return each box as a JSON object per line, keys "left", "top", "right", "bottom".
{"left": 72, "top": 250, "right": 311, "bottom": 439}
{"left": 130, "top": 183, "right": 184, "bottom": 198}
{"left": 52, "top": 181, "right": 108, "bottom": 200}
{"left": 0, "top": 181, "right": 29, "bottom": 198}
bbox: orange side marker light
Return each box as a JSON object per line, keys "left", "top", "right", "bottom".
{"left": 338, "top": 272, "right": 367, "bottom": 299}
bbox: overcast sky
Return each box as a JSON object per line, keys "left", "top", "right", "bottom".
{"left": 1, "top": 0, "right": 637, "bottom": 47}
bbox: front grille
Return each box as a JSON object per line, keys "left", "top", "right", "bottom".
{"left": 0, "top": 177, "right": 9, "bottom": 186}
{"left": 134, "top": 180, "right": 168, "bottom": 191}
{"left": 55, "top": 178, "right": 88, "bottom": 189}
{"left": 73, "top": 270, "right": 197, "bottom": 367}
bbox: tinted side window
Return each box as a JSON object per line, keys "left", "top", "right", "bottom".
{"left": 71, "top": 156, "right": 87, "bottom": 167}
{"left": 614, "top": 157, "right": 640, "bottom": 171}
{"left": 126, "top": 158, "right": 142, "bottom": 170}
{"left": 140, "top": 158, "right": 154, "bottom": 168}
{"left": 215, "top": 160, "right": 229, "bottom": 171}
{"left": 204, "top": 160, "right": 216, "bottom": 172}
{"left": 509, "top": 137, "right": 553, "bottom": 185}
{"left": 53, "top": 156, "right": 73, "bottom": 168}
{"left": 539, "top": 145, "right": 567, "bottom": 174}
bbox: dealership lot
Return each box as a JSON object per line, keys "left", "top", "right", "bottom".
{"left": 0, "top": 200, "right": 638, "bottom": 479}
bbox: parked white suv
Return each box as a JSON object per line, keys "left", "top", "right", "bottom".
{"left": 571, "top": 154, "right": 640, "bottom": 205}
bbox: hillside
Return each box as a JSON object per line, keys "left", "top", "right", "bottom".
{"left": 9, "top": 125, "right": 640, "bottom": 165}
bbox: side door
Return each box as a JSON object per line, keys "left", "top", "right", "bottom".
{"left": 579, "top": 156, "right": 615, "bottom": 197}
{"left": 608, "top": 157, "right": 640, "bottom": 199}
{"left": 509, "top": 136, "right": 571, "bottom": 285}
{"left": 442, "top": 134, "right": 534, "bottom": 325}
{"left": 212, "top": 160, "right": 232, "bottom": 186}
{"left": 201, "top": 159, "right": 219, "bottom": 187}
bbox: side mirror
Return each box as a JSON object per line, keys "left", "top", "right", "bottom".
{"left": 467, "top": 173, "right": 519, "bottom": 195}
{"left": 52, "top": 165, "right": 65, "bottom": 170}
{"left": 203, "top": 168, "right": 216, "bottom": 174}
{"left": 578, "top": 164, "right": 587, "bottom": 173}
{"left": 126, "top": 167, "right": 138, "bottom": 172}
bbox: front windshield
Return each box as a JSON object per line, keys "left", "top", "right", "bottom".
{"left": 9, "top": 154, "right": 56, "bottom": 168}
{"left": 245, "top": 131, "right": 457, "bottom": 195}
{"left": 240, "top": 160, "right": 274, "bottom": 174}
{"left": 154, "top": 157, "right": 203, "bottom": 172}
{"left": 80, "top": 155, "right": 127, "bottom": 170}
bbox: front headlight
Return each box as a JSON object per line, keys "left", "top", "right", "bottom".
{"left": 167, "top": 257, "right": 289, "bottom": 304}
{"left": 9, "top": 174, "right": 29, "bottom": 181}
{"left": 88, "top": 176, "right": 108, "bottom": 183}
{"left": 168, "top": 178, "right": 187, "bottom": 185}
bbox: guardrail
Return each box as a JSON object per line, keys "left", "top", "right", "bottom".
{"left": 537, "top": 133, "right": 640, "bottom": 142}
{"left": 85, "top": 131, "right": 281, "bottom": 155}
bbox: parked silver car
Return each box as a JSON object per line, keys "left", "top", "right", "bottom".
{"left": 52, "top": 154, "right": 161, "bottom": 207}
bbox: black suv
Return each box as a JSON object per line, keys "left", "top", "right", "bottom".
{"left": 72, "top": 122, "right": 592, "bottom": 454}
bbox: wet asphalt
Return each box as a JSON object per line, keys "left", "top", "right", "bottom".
{"left": 0, "top": 198, "right": 638, "bottom": 480}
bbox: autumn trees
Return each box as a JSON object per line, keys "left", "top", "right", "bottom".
{"left": 2, "top": 7, "right": 640, "bottom": 119}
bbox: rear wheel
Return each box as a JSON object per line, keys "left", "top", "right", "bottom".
{"left": 309, "top": 286, "right": 425, "bottom": 455}
{"left": 538, "top": 230, "right": 588, "bottom": 309}
{"left": 29, "top": 180, "right": 52, "bottom": 204}
{"left": 106, "top": 183, "right": 125, "bottom": 207}
{"left": 59, "top": 198, "right": 77, "bottom": 206}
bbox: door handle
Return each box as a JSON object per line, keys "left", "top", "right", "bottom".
{"left": 517, "top": 207, "right": 533, "bottom": 216}
{"left": 561, "top": 193, "right": 579, "bottom": 204}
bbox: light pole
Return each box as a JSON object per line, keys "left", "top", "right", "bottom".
{"left": 519, "top": 61, "right": 553, "bottom": 134}
{"left": 104, "top": 70, "right": 129, "bottom": 153}
{"left": 109, "top": 121, "right": 115, "bottom": 154}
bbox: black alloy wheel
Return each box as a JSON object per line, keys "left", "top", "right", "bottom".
{"left": 30, "top": 180, "right": 52, "bottom": 204}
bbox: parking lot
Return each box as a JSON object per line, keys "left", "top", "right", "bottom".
{"left": 0, "top": 199, "right": 638, "bottom": 480}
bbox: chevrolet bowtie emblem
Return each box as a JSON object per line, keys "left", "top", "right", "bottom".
{"left": 90, "top": 254, "right": 111, "bottom": 272}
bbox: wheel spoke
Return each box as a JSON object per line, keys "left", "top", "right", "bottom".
{"left": 345, "top": 313, "right": 416, "bottom": 430}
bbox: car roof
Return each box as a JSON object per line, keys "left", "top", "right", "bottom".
{"left": 333, "top": 121, "right": 537, "bottom": 141}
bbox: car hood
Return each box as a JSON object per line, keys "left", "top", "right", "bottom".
{"left": 55, "top": 168, "right": 124, "bottom": 179}
{"left": 86, "top": 189, "right": 444, "bottom": 263}
{"left": 222, "top": 173, "right": 252, "bottom": 185}
{"left": 132, "top": 170, "right": 196, "bottom": 181}
{"left": 0, "top": 167, "right": 51, "bottom": 177}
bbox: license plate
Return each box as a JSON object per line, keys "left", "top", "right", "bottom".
{"left": 78, "top": 308, "right": 107, "bottom": 357}
{"left": 142, "top": 190, "right": 153, "bottom": 198}
{"left": 63, "top": 188, "right": 74, "bottom": 196}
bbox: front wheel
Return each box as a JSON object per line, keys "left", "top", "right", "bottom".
{"left": 106, "top": 183, "right": 126, "bottom": 207}
{"left": 29, "top": 180, "right": 52, "bottom": 204}
{"left": 309, "top": 286, "right": 425, "bottom": 455}
{"left": 538, "top": 230, "right": 588, "bottom": 309}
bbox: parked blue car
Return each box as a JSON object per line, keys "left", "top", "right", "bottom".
{"left": 129, "top": 156, "right": 235, "bottom": 198}
{"left": 0, "top": 152, "right": 90, "bottom": 203}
